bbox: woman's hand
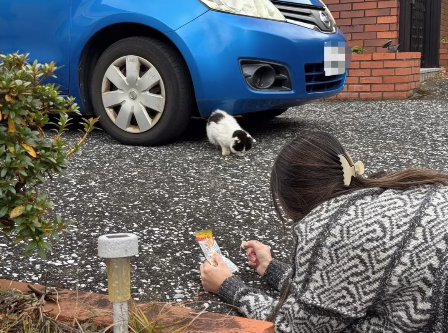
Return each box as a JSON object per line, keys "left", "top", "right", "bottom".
{"left": 200, "top": 253, "right": 233, "bottom": 294}
{"left": 242, "top": 240, "right": 273, "bottom": 276}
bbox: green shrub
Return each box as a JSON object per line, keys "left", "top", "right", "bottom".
{"left": 352, "top": 46, "right": 366, "bottom": 54}
{"left": 0, "top": 53, "right": 98, "bottom": 257}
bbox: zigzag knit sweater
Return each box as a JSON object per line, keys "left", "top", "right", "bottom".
{"left": 218, "top": 186, "right": 448, "bottom": 332}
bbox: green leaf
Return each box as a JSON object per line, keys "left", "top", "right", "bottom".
{"left": 0, "top": 206, "right": 8, "bottom": 218}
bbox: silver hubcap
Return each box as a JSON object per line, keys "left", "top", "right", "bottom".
{"left": 101, "top": 55, "right": 166, "bottom": 134}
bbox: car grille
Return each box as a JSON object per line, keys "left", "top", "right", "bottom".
{"left": 272, "top": 1, "right": 335, "bottom": 33}
{"left": 304, "top": 63, "right": 345, "bottom": 93}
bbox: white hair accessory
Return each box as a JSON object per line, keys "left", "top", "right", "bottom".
{"left": 338, "top": 154, "right": 365, "bottom": 186}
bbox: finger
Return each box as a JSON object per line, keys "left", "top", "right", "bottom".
{"left": 248, "top": 253, "right": 257, "bottom": 262}
{"left": 248, "top": 261, "right": 257, "bottom": 267}
{"left": 213, "top": 252, "right": 224, "bottom": 266}
{"left": 202, "top": 260, "right": 213, "bottom": 271}
{"left": 245, "top": 240, "right": 263, "bottom": 249}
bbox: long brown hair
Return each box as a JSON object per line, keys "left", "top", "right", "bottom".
{"left": 270, "top": 131, "right": 448, "bottom": 223}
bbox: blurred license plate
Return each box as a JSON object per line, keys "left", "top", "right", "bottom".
{"left": 324, "top": 42, "right": 347, "bottom": 76}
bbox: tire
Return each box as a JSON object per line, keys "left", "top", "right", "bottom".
{"left": 90, "top": 37, "right": 194, "bottom": 145}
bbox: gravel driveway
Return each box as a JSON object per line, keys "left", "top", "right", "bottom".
{"left": 1, "top": 76, "right": 447, "bottom": 315}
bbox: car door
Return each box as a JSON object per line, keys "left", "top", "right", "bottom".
{"left": 0, "top": 1, "right": 71, "bottom": 93}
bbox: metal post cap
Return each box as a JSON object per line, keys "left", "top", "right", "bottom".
{"left": 98, "top": 233, "right": 139, "bottom": 258}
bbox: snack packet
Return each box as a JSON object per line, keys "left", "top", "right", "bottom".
{"left": 195, "top": 230, "right": 239, "bottom": 273}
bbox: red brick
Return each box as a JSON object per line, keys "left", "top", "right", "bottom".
{"left": 352, "top": 32, "right": 377, "bottom": 40}
{"left": 353, "top": 2, "right": 377, "bottom": 9}
{"left": 348, "top": 84, "right": 371, "bottom": 92}
{"left": 389, "top": 23, "right": 399, "bottom": 31}
{"left": 336, "top": 92, "right": 360, "bottom": 100}
{"left": 365, "top": 39, "right": 392, "bottom": 47}
{"left": 372, "top": 53, "right": 397, "bottom": 60}
{"left": 378, "top": 0, "right": 399, "bottom": 8}
{"left": 372, "top": 83, "right": 395, "bottom": 91}
{"left": 365, "top": 24, "right": 390, "bottom": 32}
{"left": 341, "top": 10, "right": 365, "bottom": 18}
{"left": 372, "top": 68, "right": 395, "bottom": 76}
{"left": 325, "top": 0, "right": 341, "bottom": 4}
{"left": 348, "top": 40, "right": 364, "bottom": 48}
{"left": 352, "top": 54, "right": 373, "bottom": 61}
{"left": 365, "top": 8, "right": 391, "bottom": 16}
{"left": 384, "top": 60, "right": 415, "bottom": 68}
{"left": 383, "top": 76, "right": 412, "bottom": 83}
{"left": 352, "top": 17, "right": 377, "bottom": 25}
{"left": 346, "top": 76, "right": 360, "bottom": 84}
{"left": 377, "top": 31, "right": 399, "bottom": 39}
{"left": 395, "top": 68, "right": 413, "bottom": 75}
{"left": 349, "top": 61, "right": 360, "bottom": 69}
{"left": 360, "top": 76, "right": 383, "bottom": 84}
{"left": 395, "top": 83, "right": 411, "bottom": 91}
{"left": 359, "top": 92, "right": 383, "bottom": 99}
{"left": 361, "top": 61, "right": 386, "bottom": 69}
{"left": 349, "top": 69, "right": 372, "bottom": 76}
{"left": 377, "top": 16, "right": 398, "bottom": 24}
{"left": 341, "top": 25, "right": 364, "bottom": 33}
{"left": 396, "top": 52, "right": 421, "bottom": 60}
{"left": 330, "top": 3, "right": 352, "bottom": 11}
{"left": 336, "top": 18, "right": 352, "bottom": 25}
{"left": 390, "top": 7, "right": 399, "bottom": 15}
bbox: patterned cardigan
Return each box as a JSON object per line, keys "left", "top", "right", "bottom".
{"left": 218, "top": 186, "right": 448, "bottom": 333}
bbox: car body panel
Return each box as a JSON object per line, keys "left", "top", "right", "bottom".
{"left": 0, "top": 0, "right": 71, "bottom": 91}
{"left": 272, "top": 0, "right": 324, "bottom": 7}
{"left": 67, "top": 0, "right": 208, "bottom": 105}
{"left": 0, "top": 0, "right": 346, "bottom": 119}
{"left": 169, "top": 10, "right": 347, "bottom": 116}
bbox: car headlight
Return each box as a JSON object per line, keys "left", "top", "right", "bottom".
{"left": 200, "top": 0, "right": 285, "bottom": 21}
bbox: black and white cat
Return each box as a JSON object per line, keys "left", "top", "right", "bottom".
{"left": 206, "top": 109, "right": 255, "bottom": 156}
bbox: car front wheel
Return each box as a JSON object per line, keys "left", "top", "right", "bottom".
{"left": 90, "top": 37, "right": 194, "bottom": 145}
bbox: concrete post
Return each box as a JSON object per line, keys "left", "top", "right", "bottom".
{"left": 98, "top": 233, "right": 139, "bottom": 333}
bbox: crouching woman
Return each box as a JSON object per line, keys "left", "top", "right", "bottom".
{"left": 200, "top": 131, "right": 448, "bottom": 333}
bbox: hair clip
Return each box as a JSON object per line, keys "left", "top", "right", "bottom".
{"left": 338, "top": 154, "right": 365, "bottom": 186}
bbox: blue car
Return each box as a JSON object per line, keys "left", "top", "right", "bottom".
{"left": 0, "top": 0, "right": 347, "bottom": 145}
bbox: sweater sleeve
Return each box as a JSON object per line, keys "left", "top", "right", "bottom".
{"left": 218, "top": 276, "right": 352, "bottom": 332}
{"left": 218, "top": 275, "right": 278, "bottom": 321}
{"left": 264, "top": 259, "right": 292, "bottom": 291}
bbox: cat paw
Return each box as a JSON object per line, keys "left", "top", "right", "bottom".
{"left": 221, "top": 147, "right": 231, "bottom": 156}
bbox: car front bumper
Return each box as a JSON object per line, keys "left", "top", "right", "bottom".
{"left": 169, "top": 10, "right": 348, "bottom": 117}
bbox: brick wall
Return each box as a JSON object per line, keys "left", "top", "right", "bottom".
{"left": 335, "top": 52, "right": 421, "bottom": 100}
{"left": 326, "top": 0, "right": 448, "bottom": 68}
{"left": 325, "top": 0, "right": 400, "bottom": 53}
{"left": 441, "top": 0, "right": 448, "bottom": 67}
